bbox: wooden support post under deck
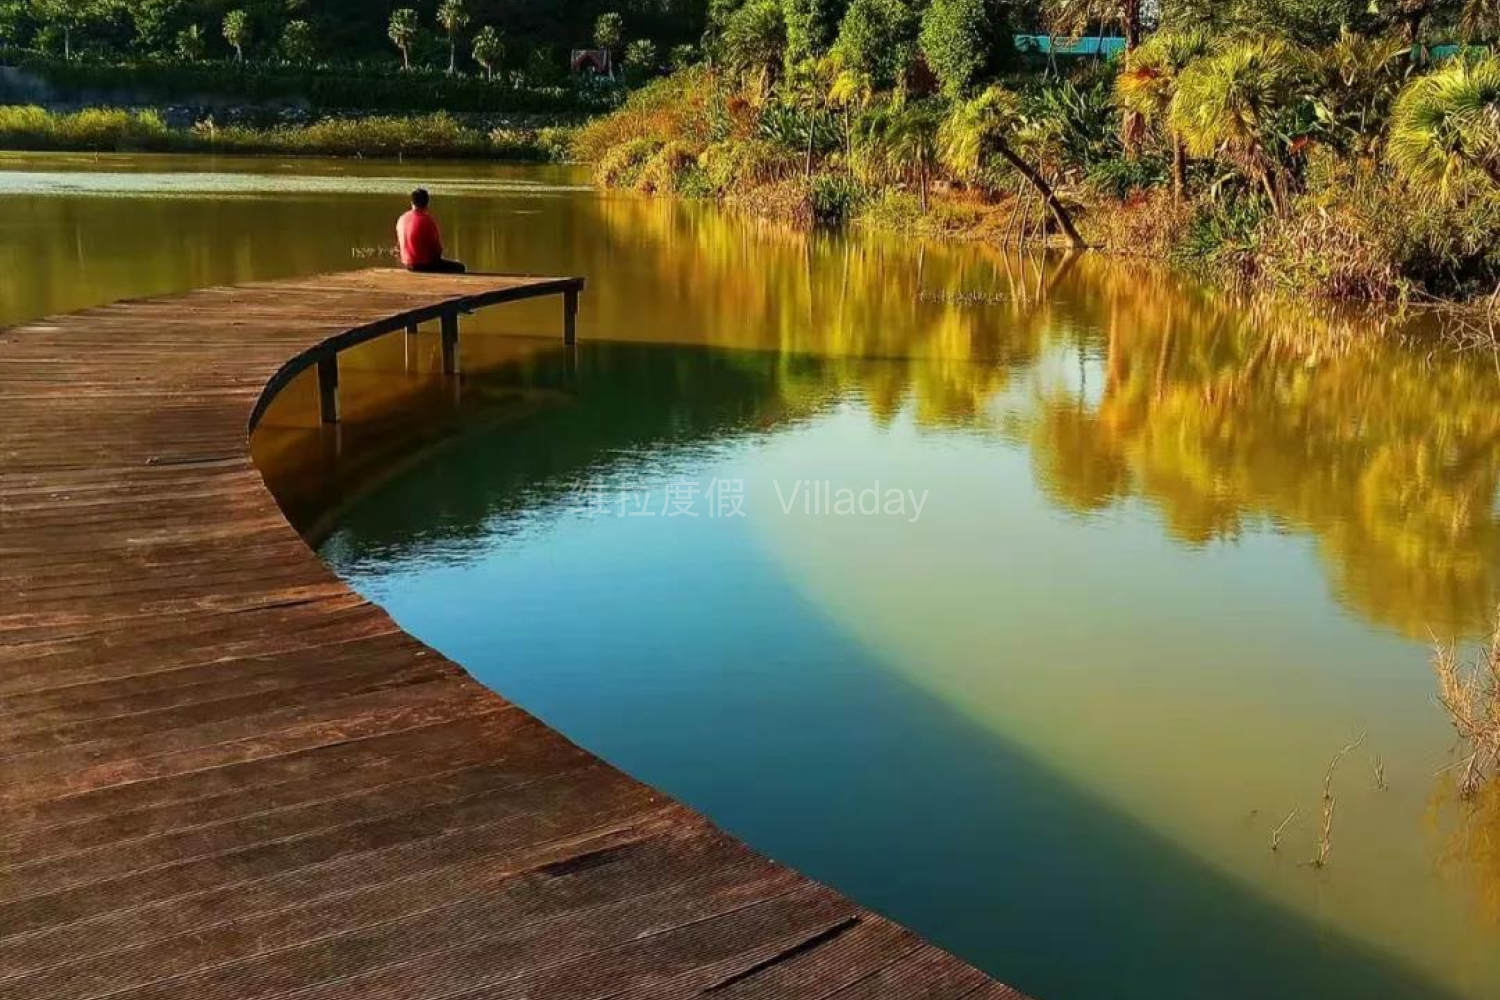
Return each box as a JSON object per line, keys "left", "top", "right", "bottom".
{"left": 317, "top": 355, "right": 339, "bottom": 424}
{"left": 440, "top": 311, "right": 459, "bottom": 375}
{"left": 564, "top": 288, "right": 579, "bottom": 346}
{"left": 405, "top": 322, "right": 418, "bottom": 336}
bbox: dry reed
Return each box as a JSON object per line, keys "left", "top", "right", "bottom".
{"left": 1432, "top": 608, "right": 1500, "bottom": 799}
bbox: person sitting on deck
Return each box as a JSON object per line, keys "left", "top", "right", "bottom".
{"left": 396, "top": 189, "right": 466, "bottom": 274}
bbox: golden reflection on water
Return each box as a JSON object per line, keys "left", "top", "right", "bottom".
{"left": 560, "top": 194, "right": 1500, "bottom": 640}
{"left": 1431, "top": 777, "right": 1500, "bottom": 929}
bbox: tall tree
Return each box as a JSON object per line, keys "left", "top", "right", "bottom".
{"left": 222, "top": 9, "right": 249, "bottom": 63}
{"left": 831, "top": 0, "right": 920, "bottom": 92}
{"left": 1115, "top": 27, "right": 1211, "bottom": 197}
{"left": 782, "top": 0, "right": 847, "bottom": 64}
{"left": 388, "top": 8, "right": 417, "bottom": 70}
{"left": 920, "top": 0, "right": 1013, "bottom": 98}
{"left": 175, "top": 22, "right": 205, "bottom": 61}
{"left": 1463, "top": 0, "right": 1500, "bottom": 38}
{"left": 718, "top": 0, "right": 786, "bottom": 89}
{"left": 471, "top": 24, "right": 503, "bottom": 79}
{"left": 1044, "top": 0, "right": 1146, "bottom": 146}
{"left": 29, "top": 0, "right": 95, "bottom": 60}
{"left": 594, "top": 10, "right": 623, "bottom": 76}
{"left": 1169, "top": 37, "right": 1311, "bottom": 212}
{"left": 281, "top": 19, "right": 314, "bottom": 64}
{"left": 1044, "top": 0, "right": 1143, "bottom": 50}
{"left": 437, "top": 0, "right": 469, "bottom": 75}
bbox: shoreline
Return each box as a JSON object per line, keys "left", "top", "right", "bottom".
{"left": 0, "top": 104, "right": 575, "bottom": 161}
{"left": 1, "top": 128, "right": 1494, "bottom": 327}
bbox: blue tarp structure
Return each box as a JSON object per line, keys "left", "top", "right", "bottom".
{"left": 1014, "top": 34, "right": 1128, "bottom": 58}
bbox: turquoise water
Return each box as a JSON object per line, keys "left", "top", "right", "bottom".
{"left": 315, "top": 343, "right": 1497, "bottom": 1000}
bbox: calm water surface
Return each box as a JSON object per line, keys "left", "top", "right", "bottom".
{"left": 5, "top": 152, "right": 1500, "bottom": 1000}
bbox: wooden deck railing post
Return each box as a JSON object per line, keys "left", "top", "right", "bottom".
{"left": 317, "top": 355, "right": 339, "bottom": 424}
{"left": 441, "top": 310, "right": 459, "bottom": 375}
{"left": 564, "top": 288, "right": 579, "bottom": 346}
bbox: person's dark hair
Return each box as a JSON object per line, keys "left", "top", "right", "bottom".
{"left": 410, "top": 188, "right": 430, "bottom": 209}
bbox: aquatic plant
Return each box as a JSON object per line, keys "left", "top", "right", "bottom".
{"left": 1433, "top": 610, "right": 1500, "bottom": 799}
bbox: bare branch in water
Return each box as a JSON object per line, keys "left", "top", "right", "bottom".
{"left": 1271, "top": 808, "right": 1297, "bottom": 852}
{"left": 1311, "top": 732, "right": 1366, "bottom": 868}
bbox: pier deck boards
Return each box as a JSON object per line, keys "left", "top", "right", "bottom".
{"left": 0, "top": 270, "right": 1024, "bottom": 1000}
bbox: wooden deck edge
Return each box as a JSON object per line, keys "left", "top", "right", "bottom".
{"left": 0, "top": 269, "right": 1030, "bottom": 1000}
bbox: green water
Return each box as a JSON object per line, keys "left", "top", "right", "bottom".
{"left": 4, "top": 152, "right": 1500, "bottom": 1000}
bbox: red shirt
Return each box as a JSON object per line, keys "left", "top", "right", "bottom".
{"left": 396, "top": 208, "right": 443, "bottom": 267}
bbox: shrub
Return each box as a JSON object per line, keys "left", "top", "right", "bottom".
{"left": 727, "top": 175, "right": 816, "bottom": 227}
{"left": 1258, "top": 155, "right": 1500, "bottom": 301}
{"left": 533, "top": 125, "right": 576, "bottom": 161}
{"left": 0, "top": 104, "right": 557, "bottom": 159}
{"left": 1086, "top": 154, "right": 1169, "bottom": 199}
{"left": 636, "top": 141, "right": 703, "bottom": 194}
{"left": 810, "top": 171, "right": 866, "bottom": 224}
{"left": 698, "top": 137, "right": 798, "bottom": 191}
{"left": 594, "top": 136, "right": 664, "bottom": 187}
{"left": 0, "top": 104, "right": 170, "bottom": 150}
{"left": 757, "top": 100, "right": 840, "bottom": 155}
{"left": 1086, "top": 186, "right": 1194, "bottom": 258}
{"left": 1171, "top": 195, "right": 1269, "bottom": 279}
{"left": 572, "top": 66, "right": 715, "bottom": 162}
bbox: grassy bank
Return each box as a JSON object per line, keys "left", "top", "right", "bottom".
{"left": 574, "top": 40, "right": 1500, "bottom": 308}
{"left": 0, "top": 105, "right": 574, "bottom": 160}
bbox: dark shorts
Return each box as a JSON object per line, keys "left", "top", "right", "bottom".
{"left": 407, "top": 259, "right": 467, "bottom": 274}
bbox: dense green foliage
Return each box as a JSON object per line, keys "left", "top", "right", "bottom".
{"left": 1, "top": 1, "right": 709, "bottom": 69}
{"left": 919, "top": 0, "right": 1013, "bottom": 96}
{"left": 829, "top": 0, "right": 918, "bottom": 90}
{"left": 0, "top": 52, "right": 607, "bottom": 112}
{"left": 578, "top": 0, "right": 1500, "bottom": 304}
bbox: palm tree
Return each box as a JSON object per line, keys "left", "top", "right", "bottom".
{"left": 828, "top": 61, "right": 875, "bottom": 159}
{"left": 222, "top": 9, "right": 250, "bottom": 63}
{"left": 855, "top": 103, "right": 941, "bottom": 212}
{"left": 1387, "top": 55, "right": 1500, "bottom": 189}
{"left": 939, "top": 86, "right": 1087, "bottom": 247}
{"left": 594, "top": 11, "right": 624, "bottom": 78}
{"left": 1169, "top": 38, "right": 1310, "bottom": 214}
{"left": 437, "top": 0, "right": 470, "bottom": 76}
{"left": 1115, "top": 28, "right": 1211, "bottom": 199}
{"left": 472, "top": 25, "right": 503, "bottom": 80}
{"left": 388, "top": 8, "right": 418, "bottom": 71}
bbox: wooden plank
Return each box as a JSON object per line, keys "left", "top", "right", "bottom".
{"left": 0, "top": 269, "right": 1020, "bottom": 1000}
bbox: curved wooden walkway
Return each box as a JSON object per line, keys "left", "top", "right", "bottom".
{"left": 0, "top": 270, "right": 1024, "bottom": 1000}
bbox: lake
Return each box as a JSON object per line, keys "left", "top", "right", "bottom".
{"left": 4, "top": 151, "right": 1499, "bottom": 1000}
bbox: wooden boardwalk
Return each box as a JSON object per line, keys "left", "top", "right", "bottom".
{"left": 0, "top": 270, "right": 1025, "bottom": 1000}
